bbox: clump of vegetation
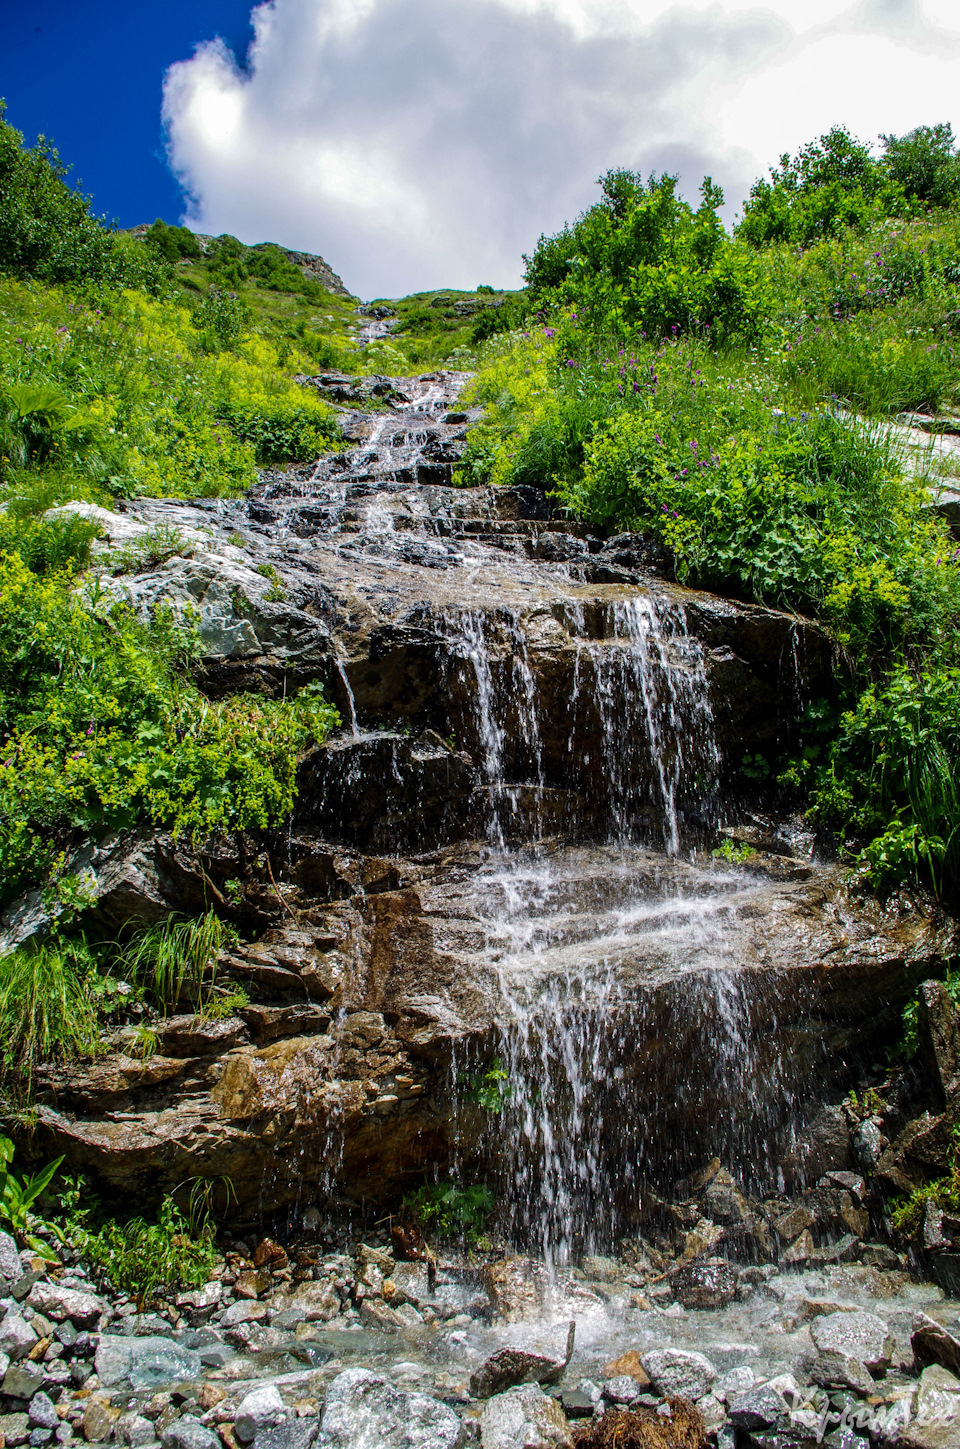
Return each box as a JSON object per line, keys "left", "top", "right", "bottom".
{"left": 64, "top": 1184, "right": 219, "bottom": 1305}
{"left": 461, "top": 123, "right": 960, "bottom": 903}
{"left": 402, "top": 1181, "right": 495, "bottom": 1243}
{"left": 0, "top": 1136, "right": 63, "bottom": 1256}
{"left": 890, "top": 1125, "right": 960, "bottom": 1242}
{"left": 571, "top": 1398, "right": 706, "bottom": 1449}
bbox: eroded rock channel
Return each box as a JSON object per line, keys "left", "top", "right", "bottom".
{"left": 9, "top": 370, "right": 960, "bottom": 1448}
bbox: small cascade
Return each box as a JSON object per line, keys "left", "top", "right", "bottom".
{"left": 565, "top": 596, "right": 720, "bottom": 852}
{"left": 464, "top": 849, "right": 808, "bottom": 1266}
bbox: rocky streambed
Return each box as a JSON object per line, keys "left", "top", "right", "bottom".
{"left": 4, "top": 369, "right": 960, "bottom": 1444}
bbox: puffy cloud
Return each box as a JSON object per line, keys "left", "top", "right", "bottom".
{"left": 162, "top": 0, "right": 960, "bottom": 299}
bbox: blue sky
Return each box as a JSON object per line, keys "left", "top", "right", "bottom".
{"left": 2, "top": 0, "right": 252, "bottom": 228}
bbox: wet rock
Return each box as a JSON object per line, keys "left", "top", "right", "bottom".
{"left": 640, "top": 1349, "right": 717, "bottom": 1400}
{"left": 479, "top": 1384, "right": 572, "bottom": 1449}
{"left": 0, "top": 1308, "right": 39, "bottom": 1360}
{"left": 234, "top": 1387, "right": 285, "bottom": 1444}
{"left": 252, "top": 1423, "right": 320, "bottom": 1449}
{"left": 601, "top": 1375, "right": 643, "bottom": 1406}
{"left": 915, "top": 1363, "right": 960, "bottom": 1424}
{"left": 780, "top": 1106, "right": 852, "bottom": 1190}
{"left": 601, "top": 1351, "right": 651, "bottom": 1387}
{"left": 220, "top": 1303, "right": 268, "bottom": 1328}
{"left": 480, "top": 1259, "right": 547, "bottom": 1322}
{"left": 809, "top": 1310, "right": 895, "bottom": 1374}
{"left": 272, "top": 1282, "right": 339, "bottom": 1323}
{"left": 94, "top": 1335, "right": 201, "bottom": 1391}
{"left": 728, "top": 1384, "right": 789, "bottom": 1430}
{"left": 781, "top": 1230, "right": 815, "bottom": 1264}
{"left": 854, "top": 1119, "right": 882, "bottom": 1173}
{"left": 672, "top": 1259, "right": 737, "bottom": 1309}
{"left": 358, "top": 1299, "right": 404, "bottom": 1331}
{"left": 27, "top": 1283, "right": 107, "bottom": 1328}
{"left": 702, "top": 1179, "right": 751, "bottom": 1225}
{"left": 83, "top": 1400, "right": 122, "bottom": 1444}
{"left": 912, "top": 1313, "right": 960, "bottom": 1377}
{"left": 808, "top": 1351, "right": 875, "bottom": 1396}
{"left": 469, "top": 1347, "right": 567, "bottom": 1399}
{"left": 160, "top": 1421, "right": 219, "bottom": 1449}
{"left": 917, "top": 980, "right": 960, "bottom": 1105}
{"left": 320, "top": 1368, "right": 461, "bottom": 1449}
{"left": 773, "top": 1206, "right": 815, "bottom": 1243}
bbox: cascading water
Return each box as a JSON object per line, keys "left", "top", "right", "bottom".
{"left": 244, "top": 368, "right": 828, "bottom": 1262}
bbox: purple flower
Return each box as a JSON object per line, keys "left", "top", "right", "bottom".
{"left": 543, "top": 327, "right": 556, "bottom": 339}
{"left": 654, "top": 434, "right": 661, "bottom": 444}
{"left": 661, "top": 504, "right": 669, "bottom": 513}
{"left": 565, "top": 358, "right": 576, "bottom": 367}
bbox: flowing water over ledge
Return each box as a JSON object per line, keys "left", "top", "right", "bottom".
{"left": 28, "top": 371, "right": 956, "bottom": 1262}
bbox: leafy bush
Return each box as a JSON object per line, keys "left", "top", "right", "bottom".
{"left": 0, "top": 1137, "right": 63, "bottom": 1255}
{"left": 0, "top": 104, "right": 168, "bottom": 293}
{"left": 0, "top": 554, "right": 339, "bottom": 904}
{"left": 69, "top": 1193, "right": 218, "bottom": 1305}
{"left": 402, "top": 1182, "right": 495, "bottom": 1243}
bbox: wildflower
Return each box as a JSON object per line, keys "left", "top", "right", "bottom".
{"left": 672, "top": 511, "right": 679, "bottom": 518}
{"left": 565, "top": 358, "right": 576, "bottom": 367}
{"left": 86, "top": 722, "right": 94, "bottom": 736}
{"left": 543, "top": 327, "right": 556, "bottom": 339}
{"left": 654, "top": 434, "right": 661, "bottom": 444}
{"left": 661, "top": 504, "right": 669, "bottom": 513}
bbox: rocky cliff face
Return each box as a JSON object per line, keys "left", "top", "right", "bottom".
{"left": 14, "top": 371, "right": 959, "bottom": 1239}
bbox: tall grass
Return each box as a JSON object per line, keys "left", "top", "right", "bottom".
{"left": 0, "top": 940, "right": 100, "bottom": 1090}
{"left": 118, "top": 911, "right": 230, "bottom": 1014}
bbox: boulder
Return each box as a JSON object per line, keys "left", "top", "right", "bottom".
{"left": 913, "top": 1313, "right": 960, "bottom": 1378}
{"left": 94, "top": 1334, "right": 202, "bottom": 1391}
{"left": 808, "top": 1350, "right": 876, "bottom": 1396}
{"left": 640, "top": 1349, "right": 717, "bottom": 1400}
{"left": 27, "top": 1280, "right": 107, "bottom": 1327}
{"left": 479, "top": 1384, "right": 572, "bottom": 1449}
{"left": 672, "top": 1260, "right": 737, "bottom": 1309}
{"left": 160, "top": 1421, "right": 220, "bottom": 1449}
{"left": 601, "top": 1376, "right": 643, "bottom": 1406}
{"left": 234, "top": 1386, "right": 286, "bottom": 1444}
{"left": 915, "top": 1363, "right": 960, "bottom": 1425}
{"left": 809, "top": 1310, "right": 895, "bottom": 1374}
{"left": 470, "top": 1347, "right": 567, "bottom": 1399}
{"left": 272, "top": 1282, "right": 340, "bottom": 1323}
{"left": 780, "top": 1105, "right": 852, "bottom": 1190}
{"left": 728, "top": 1384, "right": 789, "bottom": 1430}
{"left": 27, "top": 1394, "right": 58, "bottom": 1432}
{"left": 320, "top": 1368, "right": 461, "bottom": 1449}
{"left": 917, "top": 980, "right": 960, "bottom": 1104}
{"left": 601, "top": 1351, "right": 651, "bottom": 1387}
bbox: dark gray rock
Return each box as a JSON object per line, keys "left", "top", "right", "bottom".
{"left": 912, "top": 1312, "right": 960, "bottom": 1378}
{"left": 917, "top": 980, "right": 960, "bottom": 1104}
{"left": 673, "top": 1259, "right": 738, "bottom": 1309}
{"left": 160, "top": 1420, "right": 220, "bottom": 1449}
{"left": 728, "top": 1384, "right": 789, "bottom": 1430}
{"left": 470, "top": 1347, "right": 567, "bottom": 1399}
{"left": 27, "top": 1396, "right": 59, "bottom": 1431}
{"left": 251, "top": 1422, "right": 319, "bottom": 1449}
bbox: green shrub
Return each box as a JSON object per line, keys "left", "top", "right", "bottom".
{"left": 69, "top": 1194, "right": 218, "bottom": 1305}
{"left": 402, "top": 1182, "right": 495, "bottom": 1243}
{"left": 0, "top": 104, "right": 168, "bottom": 293}
{"left": 0, "top": 555, "right": 339, "bottom": 905}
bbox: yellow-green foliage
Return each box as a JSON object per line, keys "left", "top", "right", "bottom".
{"left": 0, "top": 279, "right": 338, "bottom": 499}
{"left": 0, "top": 553, "right": 338, "bottom": 905}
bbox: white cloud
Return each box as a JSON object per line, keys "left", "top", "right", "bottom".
{"left": 162, "top": 0, "right": 960, "bottom": 299}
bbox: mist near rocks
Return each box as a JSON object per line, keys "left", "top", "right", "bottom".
{"left": 162, "top": 0, "right": 960, "bottom": 298}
